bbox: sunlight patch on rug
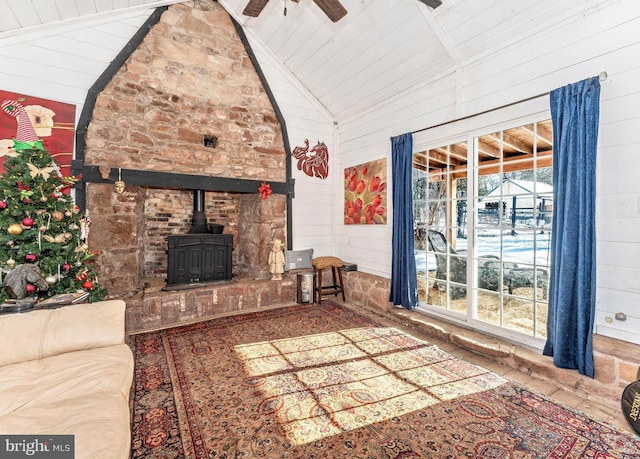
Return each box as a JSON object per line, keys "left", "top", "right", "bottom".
{"left": 234, "top": 326, "right": 506, "bottom": 445}
{"left": 131, "top": 303, "right": 640, "bottom": 458}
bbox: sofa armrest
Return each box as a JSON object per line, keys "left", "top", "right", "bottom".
{"left": 0, "top": 300, "right": 127, "bottom": 367}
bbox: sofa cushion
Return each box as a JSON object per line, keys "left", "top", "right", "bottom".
{"left": 0, "top": 389, "right": 130, "bottom": 459}
{"left": 0, "top": 300, "right": 126, "bottom": 367}
{"left": 0, "top": 344, "right": 133, "bottom": 416}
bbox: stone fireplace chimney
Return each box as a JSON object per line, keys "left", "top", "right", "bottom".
{"left": 82, "top": 1, "right": 289, "bottom": 296}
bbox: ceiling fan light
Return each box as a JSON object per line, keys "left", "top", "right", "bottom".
{"left": 418, "top": 0, "right": 443, "bottom": 9}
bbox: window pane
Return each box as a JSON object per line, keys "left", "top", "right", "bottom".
{"left": 473, "top": 120, "right": 552, "bottom": 338}
{"left": 413, "top": 142, "right": 468, "bottom": 314}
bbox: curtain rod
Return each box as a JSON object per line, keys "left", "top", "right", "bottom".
{"left": 409, "top": 71, "right": 608, "bottom": 136}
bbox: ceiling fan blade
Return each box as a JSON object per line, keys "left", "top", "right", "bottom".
{"left": 417, "top": 0, "right": 443, "bottom": 9}
{"left": 312, "top": 0, "right": 347, "bottom": 22}
{"left": 242, "top": 0, "right": 270, "bottom": 17}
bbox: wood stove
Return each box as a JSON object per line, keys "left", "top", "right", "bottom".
{"left": 166, "top": 189, "right": 233, "bottom": 286}
{"left": 166, "top": 234, "right": 232, "bottom": 286}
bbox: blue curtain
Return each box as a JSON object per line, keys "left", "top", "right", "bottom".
{"left": 543, "top": 77, "right": 600, "bottom": 377}
{"left": 389, "top": 133, "right": 418, "bottom": 309}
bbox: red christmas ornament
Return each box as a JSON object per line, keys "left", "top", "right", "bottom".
{"left": 25, "top": 283, "right": 36, "bottom": 294}
{"left": 0, "top": 201, "right": 7, "bottom": 209}
{"left": 25, "top": 253, "right": 37, "bottom": 263}
{"left": 82, "top": 280, "right": 93, "bottom": 290}
{"left": 22, "top": 217, "right": 34, "bottom": 227}
{"left": 62, "top": 263, "right": 71, "bottom": 272}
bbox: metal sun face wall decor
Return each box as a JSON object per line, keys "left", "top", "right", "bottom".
{"left": 344, "top": 158, "right": 387, "bottom": 225}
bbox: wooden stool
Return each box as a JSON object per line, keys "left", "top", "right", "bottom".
{"left": 312, "top": 256, "right": 345, "bottom": 304}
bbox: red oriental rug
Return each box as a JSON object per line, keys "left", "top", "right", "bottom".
{"left": 130, "top": 303, "right": 640, "bottom": 458}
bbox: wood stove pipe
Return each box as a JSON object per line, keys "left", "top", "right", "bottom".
{"left": 188, "top": 189, "right": 210, "bottom": 234}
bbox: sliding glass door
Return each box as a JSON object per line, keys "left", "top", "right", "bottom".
{"left": 413, "top": 119, "right": 552, "bottom": 343}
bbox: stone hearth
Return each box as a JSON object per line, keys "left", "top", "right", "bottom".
{"left": 126, "top": 275, "right": 296, "bottom": 333}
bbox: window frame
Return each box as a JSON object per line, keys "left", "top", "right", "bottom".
{"left": 412, "top": 103, "right": 552, "bottom": 350}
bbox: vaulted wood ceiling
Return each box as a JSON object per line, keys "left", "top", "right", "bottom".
{"left": 0, "top": 0, "right": 604, "bottom": 124}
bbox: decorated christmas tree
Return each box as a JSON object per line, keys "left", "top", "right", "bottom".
{"left": 0, "top": 99, "right": 105, "bottom": 304}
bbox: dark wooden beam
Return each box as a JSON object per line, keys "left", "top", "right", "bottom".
{"left": 78, "top": 164, "right": 294, "bottom": 196}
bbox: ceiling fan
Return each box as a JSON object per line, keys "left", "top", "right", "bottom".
{"left": 242, "top": 0, "right": 348, "bottom": 23}
{"left": 241, "top": 0, "right": 441, "bottom": 23}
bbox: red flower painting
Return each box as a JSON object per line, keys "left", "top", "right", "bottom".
{"left": 344, "top": 158, "right": 387, "bottom": 225}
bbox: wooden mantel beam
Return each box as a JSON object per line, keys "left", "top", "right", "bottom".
{"left": 76, "top": 163, "right": 295, "bottom": 196}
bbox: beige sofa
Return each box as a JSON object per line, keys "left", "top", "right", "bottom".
{"left": 0, "top": 300, "right": 133, "bottom": 459}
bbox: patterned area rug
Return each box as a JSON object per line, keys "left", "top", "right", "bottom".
{"left": 131, "top": 303, "right": 640, "bottom": 458}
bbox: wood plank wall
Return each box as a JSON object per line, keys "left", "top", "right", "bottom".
{"left": 338, "top": 1, "right": 640, "bottom": 345}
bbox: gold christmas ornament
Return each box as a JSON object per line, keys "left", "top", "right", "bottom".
{"left": 6, "top": 258, "right": 15, "bottom": 268}
{"left": 7, "top": 223, "right": 23, "bottom": 235}
{"left": 45, "top": 275, "right": 57, "bottom": 285}
{"left": 52, "top": 211, "right": 64, "bottom": 221}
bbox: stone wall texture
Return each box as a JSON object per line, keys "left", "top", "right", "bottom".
{"left": 83, "top": 0, "right": 287, "bottom": 297}
{"left": 85, "top": 0, "right": 285, "bottom": 180}
{"left": 127, "top": 276, "right": 296, "bottom": 333}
